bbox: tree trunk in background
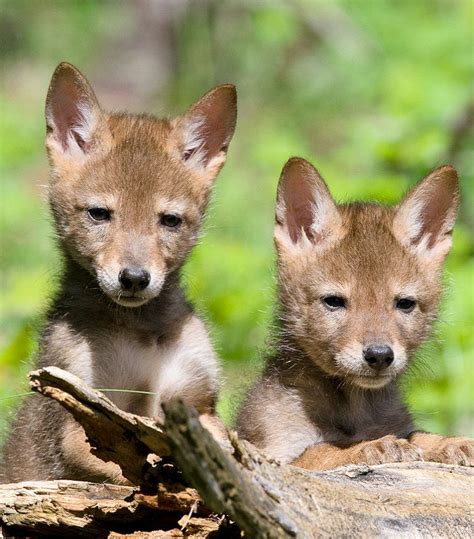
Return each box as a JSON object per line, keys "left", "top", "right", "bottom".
{"left": 94, "top": 0, "right": 187, "bottom": 111}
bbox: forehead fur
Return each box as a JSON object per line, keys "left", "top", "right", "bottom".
{"left": 297, "top": 202, "right": 432, "bottom": 298}
{"left": 103, "top": 113, "right": 200, "bottom": 195}
{"left": 51, "top": 112, "right": 208, "bottom": 206}
{"left": 337, "top": 203, "right": 406, "bottom": 267}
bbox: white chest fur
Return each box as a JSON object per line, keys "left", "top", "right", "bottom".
{"left": 88, "top": 315, "right": 220, "bottom": 416}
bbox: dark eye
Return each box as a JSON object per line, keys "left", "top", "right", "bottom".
{"left": 322, "top": 295, "right": 346, "bottom": 309}
{"left": 87, "top": 207, "right": 111, "bottom": 222}
{"left": 396, "top": 298, "right": 416, "bottom": 312}
{"left": 160, "top": 214, "right": 183, "bottom": 228}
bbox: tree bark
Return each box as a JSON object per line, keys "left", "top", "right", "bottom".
{"left": 29, "top": 366, "right": 170, "bottom": 487}
{"left": 164, "top": 400, "right": 474, "bottom": 538}
{"left": 1, "top": 367, "right": 472, "bottom": 538}
{"left": 0, "top": 480, "right": 216, "bottom": 538}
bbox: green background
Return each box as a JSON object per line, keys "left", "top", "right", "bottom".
{"left": 1, "top": 0, "right": 473, "bottom": 439}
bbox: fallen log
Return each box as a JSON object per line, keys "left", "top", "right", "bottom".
{"left": 29, "top": 366, "right": 170, "bottom": 486}
{"left": 0, "top": 480, "right": 208, "bottom": 538}
{"left": 0, "top": 478, "right": 233, "bottom": 538}
{"left": 165, "top": 400, "right": 474, "bottom": 537}
{"left": 0, "top": 367, "right": 472, "bottom": 538}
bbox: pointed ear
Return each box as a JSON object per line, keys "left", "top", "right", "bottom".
{"left": 274, "top": 157, "right": 343, "bottom": 253}
{"left": 175, "top": 84, "right": 237, "bottom": 178}
{"left": 45, "top": 62, "right": 106, "bottom": 161}
{"left": 393, "top": 166, "right": 459, "bottom": 264}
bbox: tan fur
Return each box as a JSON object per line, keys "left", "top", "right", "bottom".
{"left": 237, "top": 157, "right": 473, "bottom": 469}
{"left": 1, "top": 63, "right": 236, "bottom": 483}
{"left": 408, "top": 432, "right": 474, "bottom": 466}
{"left": 62, "top": 421, "right": 128, "bottom": 484}
{"left": 293, "top": 435, "right": 422, "bottom": 470}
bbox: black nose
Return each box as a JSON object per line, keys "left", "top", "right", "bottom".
{"left": 363, "top": 345, "right": 394, "bottom": 371}
{"left": 119, "top": 267, "right": 150, "bottom": 292}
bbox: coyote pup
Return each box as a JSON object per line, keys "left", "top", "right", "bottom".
{"left": 1, "top": 63, "right": 236, "bottom": 483}
{"left": 237, "top": 157, "right": 473, "bottom": 470}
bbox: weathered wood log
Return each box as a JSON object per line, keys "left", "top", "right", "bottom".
{"left": 1, "top": 366, "right": 472, "bottom": 538}
{"left": 0, "top": 480, "right": 157, "bottom": 538}
{"left": 164, "top": 400, "right": 474, "bottom": 538}
{"left": 29, "top": 366, "right": 170, "bottom": 486}
{"left": 0, "top": 480, "right": 223, "bottom": 538}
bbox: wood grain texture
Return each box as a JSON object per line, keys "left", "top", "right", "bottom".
{"left": 1, "top": 366, "right": 472, "bottom": 538}
{"left": 164, "top": 400, "right": 474, "bottom": 538}
{"left": 0, "top": 480, "right": 221, "bottom": 538}
{"left": 29, "top": 366, "right": 170, "bottom": 486}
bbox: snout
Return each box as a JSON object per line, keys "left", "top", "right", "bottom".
{"left": 334, "top": 341, "right": 406, "bottom": 389}
{"left": 96, "top": 264, "right": 165, "bottom": 307}
{"left": 119, "top": 267, "right": 151, "bottom": 293}
{"left": 363, "top": 344, "right": 394, "bottom": 372}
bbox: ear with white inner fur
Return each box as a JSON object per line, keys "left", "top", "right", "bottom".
{"left": 274, "top": 157, "right": 342, "bottom": 252}
{"left": 177, "top": 84, "right": 237, "bottom": 176}
{"left": 393, "top": 165, "right": 459, "bottom": 263}
{"left": 45, "top": 62, "right": 103, "bottom": 159}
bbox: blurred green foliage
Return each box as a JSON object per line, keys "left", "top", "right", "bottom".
{"left": 0, "top": 0, "right": 472, "bottom": 437}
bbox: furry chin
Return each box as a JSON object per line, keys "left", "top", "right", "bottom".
{"left": 111, "top": 295, "right": 150, "bottom": 308}
{"left": 350, "top": 375, "right": 393, "bottom": 389}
